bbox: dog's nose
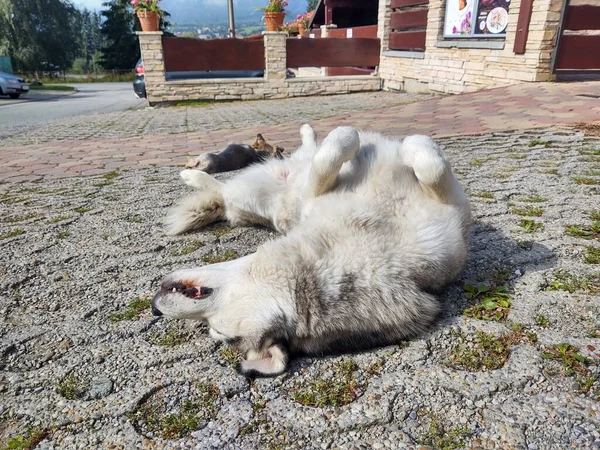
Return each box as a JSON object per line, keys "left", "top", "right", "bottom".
{"left": 152, "top": 306, "right": 163, "bottom": 317}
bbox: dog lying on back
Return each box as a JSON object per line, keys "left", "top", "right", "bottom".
{"left": 185, "top": 134, "right": 284, "bottom": 174}
{"left": 154, "top": 125, "right": 471, "bottom": 377}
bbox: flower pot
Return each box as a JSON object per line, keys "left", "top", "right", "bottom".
{"left": 137, "top": 11, "right": 160, "bottom": 32}
{"left": 298, "top": 24, "right": 306, "bottom": 35}
{"left": 264, "top": 12, "right": 285, "bottom": 32}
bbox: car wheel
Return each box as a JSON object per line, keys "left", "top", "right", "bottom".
{"left": 9, "top": 93, "right": 20, "bottom": 99}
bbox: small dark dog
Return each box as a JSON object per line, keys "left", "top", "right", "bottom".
{"left": 185, "top": 134, "right": 284, "bottom": 174}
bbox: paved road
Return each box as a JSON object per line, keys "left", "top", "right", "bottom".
{"left": 0, "top": 82, "right": 145, "bottom": 129}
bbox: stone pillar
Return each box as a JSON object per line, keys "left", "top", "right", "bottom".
{"left": 136, "top": 31, "right": 166, "bottom": 106}
{"left": 263, "top": 32, "right": 288, "bottom": 83}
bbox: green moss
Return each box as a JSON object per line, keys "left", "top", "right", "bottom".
{"left": 47, "top": 214, "right": 73, "bottom": 224}
{"left": 57, "top": 231, "right": 70, "bottom": 240}
{"left": 74, "top": 206, "right": 92, "bottom": 214}
{"left": 170, "top": 240, "right": 205, "bottom": 256}
{"left": 102, "top": 171, "right": 120, "bottom": 180}
{"left": 201, "top": 250, "right": 238, "bottom": 264}
{"left": 92, "top": 181, "right": 113, "bottom": 187}
{"left": 540, "top": 168, "right": 559, "bottom": 175}
{"left": 56, "top": 373, "right": 87, "bottom": 400}
{"left": 528, "top": 140, "right": 552, "bottom": 148}
{"left": 0, "top": 229, "right": 25, "bottom": 240}
{"left": 148, "top": 326, "right": 192, "bottom": 347}
{"left": 108, "top": 295, "right": 151, "bottom": 322}
{"left": 124, "top": 215, "right": 143, "bottom": 223}
{"left": 519, "top": 219, "right": 544, "bottom": 233}
{"left": 292, "top": 360, "right": 363, "bottom": 408}
{"left": 505, "top": 153, "right": 527, "bottom": 160}
{"left": 541, "top": 343, "right": 593, "bottom": 378}
{"left": 218, "top": 346, "right": 241, "bottom": 367}
{"left": 511, "top": 206, "right": 544, "bottom": 217}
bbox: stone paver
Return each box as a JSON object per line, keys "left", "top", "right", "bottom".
{"left": 1, "top": 128, "right": 599, "bottom": 449}
{"left": 1, "top": 82, "right": 600, "bottom": 183}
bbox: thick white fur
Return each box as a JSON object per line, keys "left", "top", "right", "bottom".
{"left": 155, "top": 125, "right": 471, "bottom": 376}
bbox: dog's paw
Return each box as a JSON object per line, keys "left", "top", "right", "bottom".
{"left": 180, "top": 169, "right": 224, "bottom": 193}
{"left": 235, "top": 345, "right": 288, "bottom": 378}
{"left": 300, "top": 123, "right": 317, "bottom": 146}
{"left": 402, "top": 135, "right": 446, "bottom": 185}
{"left": 317, "top": 126, "right": 360, "bottom": 167}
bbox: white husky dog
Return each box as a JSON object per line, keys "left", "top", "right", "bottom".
{"left": 152, "top": 125, "right": 471, "bottom": 377}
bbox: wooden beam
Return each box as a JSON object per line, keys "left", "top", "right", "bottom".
{"left": 390, "top": 10, "right": 428, "bottom": 29}
{"left": 513, "top": 0, "right": 534, "bottom": 54}
{"left": 390, "top": 0, "right": 429, "bottom": 8}
{"left": 389, "top": 30, "right": 426, "bottom": 51}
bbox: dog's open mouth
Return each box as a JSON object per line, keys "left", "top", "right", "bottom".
{"left": 167, "top": 282, "right": 212, "bottom": 299}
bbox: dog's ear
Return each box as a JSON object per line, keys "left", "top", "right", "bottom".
{"left": 275, "top": 146, "right": 284, "bottom": 153}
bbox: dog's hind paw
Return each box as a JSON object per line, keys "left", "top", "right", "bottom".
{"left": 180, "top": 169, "right": 224, "bottom": 194}
{"left": 236, "top": 345, "right": 288, "bottom": 378}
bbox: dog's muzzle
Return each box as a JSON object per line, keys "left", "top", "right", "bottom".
{"left": 152, "top": 281, "right": 213, "bottom": 317}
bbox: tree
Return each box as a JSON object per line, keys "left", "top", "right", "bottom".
{"left": 99, "top": 0, "right": 140, "bottom": 70}
{"left": 0, "top": 0, "right": 80, "bottom": 72}
{"left": 307, "top": 0, "right": 319, "bottom": 12}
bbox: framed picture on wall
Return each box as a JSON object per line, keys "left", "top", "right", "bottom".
{"left": 443, "top": 0, "right": 510, "bottom": 38}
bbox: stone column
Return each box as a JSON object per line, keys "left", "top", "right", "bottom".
{"left": 263, "top": 32, "right": 288, "bottom": 85}
{"left": 136, "top": 31, "right": 166, "bottom": 106}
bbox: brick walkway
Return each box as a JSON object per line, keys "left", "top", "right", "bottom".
{"left": 1, "top": 81, "right": 599, "bottom": 183}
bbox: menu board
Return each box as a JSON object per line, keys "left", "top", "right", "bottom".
{"left": 443, "top": 0, "right": 510, "bottom": 38}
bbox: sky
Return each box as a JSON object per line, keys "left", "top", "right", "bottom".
{"left": 72, "top": 0, "right": 251, "bottom": 12}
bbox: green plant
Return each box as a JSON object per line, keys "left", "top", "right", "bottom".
{"left": 418, "top": 414, "right": 470, "bottom": 450}
{"left": 211, "top": 226, "right": 233, "bottom": 238}
{"left": 535, "top": 314, "right": 549, "bottom": 327}
{"left": 0, "top": 229, "right": 25, "bottom": 240}
{"left": 544, "top": 269, "right": 600, "bottom": 294}
{"left": 519, "top": 195, "right": 548, "bottom": 203}
{"left": 57, "top": 231, "right": 70, "bottom": 239}
{"left": 201, "top": 250, "right": 238, "bottom": 264}
{"left": 219, "top": 346, "right": 241, "bottom": 367}
{"left": 148, "top": 326, "right": 191, "bottom": 346}
{"left": 125, "top": 215, "right": 143, "bottom": 223}
{"left": 462, "top": 285, "right": 511, "bottom": 322}
{"left": 449, "top": 330, "right": 512, "bottom": 371}
{"left": 528, "top": 140, "right": 552, "bottom": 148}
{"left": 171, "top": 240, "right": 205, "bottom": 256}
{"left": 505, "top": 153, "right": 527, "bottom": 160}
{"left": 131, "top": 0, "right": 164, "bottom": 15}
{"left": 56, "top": 373, "right": 87, "bottom": 399}
{"left": 585, "top": 246, "right": 600, "bottom": 264}
{"left": 74, "top": 206, "right": 92, "bottom": 214}
{"left": 102, "top": 171, "right": 120, "bottom": 180}
{"left": 261, "top": 0, "right": 289, "bottom": 13}
{"left": 541, "top": 343, "right": 593, "bottom": 377}
{"left": 540, "top": 168, "right": 559, "bottom": 175}
{"left": 48, "top": 214, "right": 72, "bottom": 223}
{"left": 108, "top": 295, "right": 151, "bottom": 322}
{"left": 292, "top": 360, "right": 363, "bottom": 407}
{"left": 4, "top": 428, "right": 49, "bottom": 450}
{"left": 564, "top": 222, "right": 600, "bottom": 239}
{"left": 511, "top": 206, "right": 544, "bottom": 217}
{"left": 519, "top": 219, "right": 544, "bottom": 233}
{"left": 5, "top": 213, "right": 39, "bottom": 223}
{"left": 572, "top": 177, "right": 600, "bottom": 185}
{"left": 471, "top": 191, "right": 494, "bottom": 199}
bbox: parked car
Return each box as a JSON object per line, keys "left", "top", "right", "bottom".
{"left": 133, "top": 59, "right": 294, "bottom": 98}
{"left": 0, "top": 72, "right": 29, "bottom": 99}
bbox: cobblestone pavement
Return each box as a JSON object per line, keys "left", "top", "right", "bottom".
{"left": 0, "top": 81, "right": 599, "bottom": 183}
{"left": 1, "top": 128, "right": 599, "bottom": 449}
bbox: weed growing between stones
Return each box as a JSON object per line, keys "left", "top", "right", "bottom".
{"left": 511, "top": 206, "right": 544, "bottom": 217}
{"left": 218, "top": 346, "right": 241, "bottom": 367}
{"left": 540, "top": 168, "right": 559, "bottom": 175}
{"left": 74, "top": 206, "right": 92, "bottom": 214}
{"left": 449, "top": 330, "right": 511, "bottom": 371}
{"left": 292, "top": 360, "right": 364, "bottom": 407}
{"left": 124, "top": 215, "right": 143, "bottom": 223}
{"left": 147, "top": 326, "right": 193, "bottom": 347}
{"left": 56, "top": 373, "right": 87, "bottom": 400}
{"left": 0, "top": 229, "right": 25, "bottom": 240}
{"left": 471, "top": 191, "right": 494, "bottom": 199}
{"left": 572, "top": 177, "right": 600, "bottom": 185}
{"left": 535, "top": 314, "right": 550, "bottom": 327}
{"left": 417, "top": 412, "right": 471, "bottom": 450}
{"left": 201, "top": 250, "right": 238, "bottom": 264}
{"left": 4, "top": 427, "right": 49, "bottom": 450}
{"left": 211, "top": 226, "right": 233, "bottom": 238}
{"left": 4, "top": 213, "right": 40, "bottom": 223}
{"left": 518, "top": 195, "right": 548, "bottom": 203}
{"left": 170, "top": 240, "right": 205, "bottom": 257}
{"left": 541, "top": 343, "right": 597, "bottom": 394}
{"left": 585, "top": 246, "right": 600, "bottom": 264}
{"left": 102, "top": 171, "right": 120, "bottom": 180}
{"left": 108, "top": 295, "right": 151, "bottom": 322}
{"left": 57, "top": 231, "right": 70, "bottom": 240}
{"left": 544, "top": 269, "right": 600, "bottom": 294}
{"left": 519, "top": 219, "right": 544, "bottom": 233}
{"left": 528, "top": 140, "right": 553, "bottom": 148}
{"left": 462, "top": 284, "right": 511, "bottom": 322}
{"left": 47, "top": 215, "right": 73, "bottom": 224}
{"left": 128, "top": 382, "right": 220, "bottom": 440}
{"left": 564, "top": 222, "right": 600, "bottom": 239}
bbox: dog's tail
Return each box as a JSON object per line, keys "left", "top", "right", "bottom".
{"left": 165, "top": 191, "right": 225, "bottom": 235}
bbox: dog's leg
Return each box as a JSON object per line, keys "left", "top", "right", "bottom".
{"left": 304, "top": 126, "right": 360, "bottom": 198}
{"left": 236, "top": 344, "right": 288, "bottom": 378}
{"left": 300, "top": 123, "right": 317, "bottom": 147}
{"left": 401, "top": 135, "right": 468, "bottom": 205}
{"left": 180, "top": 169, "right": 224, "bottom": 194}
{"left": 165, "top": 190, "right": 225, "bottom": 235}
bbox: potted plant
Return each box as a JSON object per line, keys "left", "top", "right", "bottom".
{"left": 296, "top": 12, "right": 310, "bottom": 35}
{"left": 132, "top": 0, "right": 162, "bottom": 32}
{"left": 262, "top": 0, "right": 288, "bottom": 32}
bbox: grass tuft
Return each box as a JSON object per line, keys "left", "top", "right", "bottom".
{"left": 56, "top": 373, "right": 87, "bottom": 399}
{"left": 462, "top": 284, "right": 511, "bottom": 322}
{"left": 170, "top": 240, "right": 205, "bottom": 256}
{"left": 4, "top": 428, "right": 49, "bottom": 450}
{"left": 585, "top": 246, "right": 600, "bottom": 264}
{"left": 544, "top": 269, "right": 600, "bottom": 295}
{"left": 511, "top": 206, "right": 544, "bottom": 217}
{"left": 201, "top": 250, "right": 238, "bottom": 264}
{"left": 518, "top": 219, "right": 544, "bottom": 233}
{"left": 418, "top": 413, "right": 470, "bottom": 450}
{"left": 0, "top": 229, "right": 25, "bottom": 240}
{"left": 108, "top": 295, "right": 151, "bottom": 322}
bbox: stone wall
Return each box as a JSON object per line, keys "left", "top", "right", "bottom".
{"left": 377, "top": 0, "right": 563, "bottom": 94}
{"left": 137, "top": 32, "right": 382, "bottom": 106}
